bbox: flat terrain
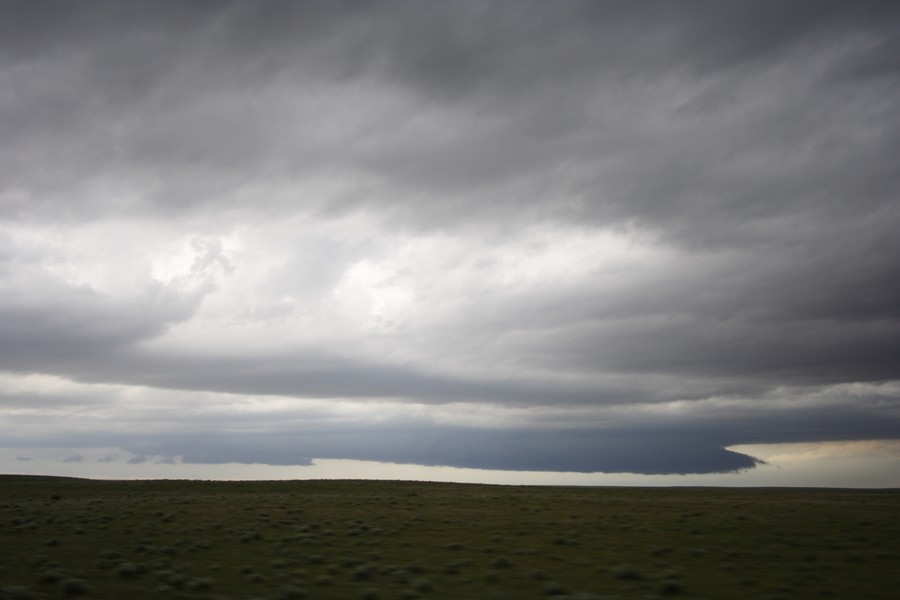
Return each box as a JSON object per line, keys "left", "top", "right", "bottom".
{"left": 1, "top": 476, "right": 898, "bottom": 599}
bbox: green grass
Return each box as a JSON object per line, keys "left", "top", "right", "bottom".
{"left": 1, "top": 475, "right": 898, "bottom": 599}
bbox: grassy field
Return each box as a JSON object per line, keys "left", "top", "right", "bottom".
{"left": 1, "top": 476, "right": 897, "bottom": 599}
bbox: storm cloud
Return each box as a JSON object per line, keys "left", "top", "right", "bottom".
{"left": 1, "top": 1, "right": 898, "bottom": 477}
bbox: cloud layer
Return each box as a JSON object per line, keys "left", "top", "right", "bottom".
{"left": 1, "top": 1, "right": 898, "bottom": 476}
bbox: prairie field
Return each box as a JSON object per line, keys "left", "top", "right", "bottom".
{"left": 1, "top": 476, "right": 898, "bottom": 599}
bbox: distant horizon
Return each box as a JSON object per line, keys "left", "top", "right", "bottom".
{"left": 4, "top": 472, "right": 900, "bottom": 491}
{"left": 3, "top": 440, "right": 898, "bottom": 489}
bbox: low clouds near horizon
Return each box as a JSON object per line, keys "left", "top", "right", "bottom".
{"left": 1, "top": 1, "right": 898, "bottom": 477}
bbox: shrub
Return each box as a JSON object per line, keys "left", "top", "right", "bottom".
{"left": 59, "top": 578, "right": 91, "bottom": 597}
{"left": 339, "top": 556, "right": 362, "bottom": 568}
{"left": 156, "top": 571, "right": 188, "bottom": 589}
{"left": 351, "top": 564, "right": 376, "bottom": 581}
{"left": 443, "top": 559, "right": 472, "bottom": 574}
{"left": 187, "top": 577, "right": 214, "bottom": 592}
{"left": 275, "top": 585, "right": 308, "bottom": 600}
{"left": 613, "top": 565, "right": 642, "bottom": 580}
{"left": 541, "top": 581, "right": 568, "bottom": 596}
{"left": 115, "top": 563, "right": 142, "bottom": 579}
{"left": 659, "top": 580, "right": 684, "bottom": 596}
{"left": 411, "top": 578, "right": 434, "bottom": 592}
{"left": 240, "top": 530, "right": 263, "bottom": 542}
{"left": 37, "top": 571, "right": 65, "bottom": 584}
{"left": 390, "top": 569, "right": 410, "bottom": 583}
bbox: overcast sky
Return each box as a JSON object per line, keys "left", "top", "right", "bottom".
{"left": 1, "top": 0, "right": 898, "bottom": 483}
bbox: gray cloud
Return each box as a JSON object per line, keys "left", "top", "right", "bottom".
{"left": 1, "top": 379, "right": 894, "bottom": 475}
{"left": 139, "top": 428, "right": 759, "bottom": 475}
{"left": 0, "top": 1, "right": 898, "bottom": 476}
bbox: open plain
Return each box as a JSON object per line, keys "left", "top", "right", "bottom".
{"left": 1, "top": 475, "right": 898, "bottom": 599}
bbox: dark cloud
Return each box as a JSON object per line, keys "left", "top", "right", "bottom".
{"left": 0, "top": 289, "right": 198, "bottom": 370}
{"left": 2, "top": 1, "right": 896, "bottom": 224}
{"left": 64, "top": 352, "right": 627, "bottom": 406}
{"left": 2, "top": 381, "right": 893, "bottom": 476}
{"left": 0, "top": 1, "right": 898, "bottom": 476}
{"left": 0, "top": 254, "right": 205, "bottom": 382}
{"left": 156, "top": 428, "right": 759, "bottom": 475}
{"left": 6, "top": 423, "right": 758, "bottom": 475}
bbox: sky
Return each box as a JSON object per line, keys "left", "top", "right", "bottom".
{"left": 1, "top": 0, "right": 898, "bottom": 487}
